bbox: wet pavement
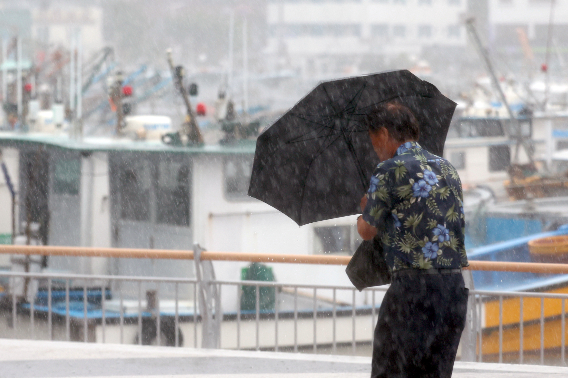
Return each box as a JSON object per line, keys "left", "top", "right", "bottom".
{"left": 1, "top": 339, "right": 568, "bottom": 377}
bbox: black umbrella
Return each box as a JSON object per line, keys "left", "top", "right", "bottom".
{"left": 248, "top": 70, "right": 456, "bottom": 226}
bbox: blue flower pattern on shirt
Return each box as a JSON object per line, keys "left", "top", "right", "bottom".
{"left": 412, "top": 180, "right": 431, "bottom": 198}
{"left": 422, "top": 242, "right": 439, "bottom": 260}
{"left": 423, "top": 170, "right": 438, "bottom": 185}
{"left": 368, "top": 175, "right": 380, "bottom": 194}
{"left": 391, "top": 212, "right": 402, "bottom": 228}
{"left": 362, "top": 142, "right": 468, "bottom": 271}
{"left": 433, "top": 224, "right": 450, "bottom": 243}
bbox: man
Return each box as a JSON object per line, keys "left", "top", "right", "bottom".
{"left": 358, "top": 102, "right": 469, "bottom": 378}
{"left": 3, "top": 103, "right": 20, "bottom": 131}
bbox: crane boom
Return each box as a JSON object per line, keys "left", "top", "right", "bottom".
{"left": 166, "top": 49, "right": 203, "bottom": 144}
{"left": 464, "top": 17, "right": 533, "bottom": 164}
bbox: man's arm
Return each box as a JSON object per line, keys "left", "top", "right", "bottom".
{"left": 357, "top": 194, "right": 378, "bottom": 241}
{"left": 358, "top": 165, "right": 393, "bottom": 241}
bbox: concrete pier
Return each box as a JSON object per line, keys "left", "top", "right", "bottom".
{"left": 1, "top": 339, "right": 568, "bottom": 377}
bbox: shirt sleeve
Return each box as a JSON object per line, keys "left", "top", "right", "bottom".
{"left": 362, "top": 165, "right": 392, "bottom": 230}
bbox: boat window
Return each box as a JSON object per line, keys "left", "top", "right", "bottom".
{"left": 489, "top": 145, "right": 511, "bottom": 172}
{"left": 456, "top": 119, "right": 505, "bottom": 137}
{"left": 449, "top": 151, "right": 465, "bottom": 170}
{"left": 53, "top": 157, "right": 80, "bottom": 195}
{"left": 557, "top": 141, "right": 568, "bottom": 151}
{"left": 224, "top": 156, "right": 253, "bottom": 201}
{"left": 446, "top": 121, "right": 460, "bottom": 138}
{"left": 553, "top": 159, "right": 568, "bottom": 176}
{"left": 119, "top": 160, "right": 151, "bottom": 221}
{"left": 156, "top": 160, "right": 190, "bottom": 226}
{"left": 314, "top": 225, "right": 362, "bottom": 255}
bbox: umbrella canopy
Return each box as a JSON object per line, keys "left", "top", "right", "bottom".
{"left": 248, "top": 70, "right": 457, "bottom": 226}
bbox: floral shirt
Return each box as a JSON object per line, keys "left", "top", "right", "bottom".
{"left": 362, "top": 142, "right": 469, "bottom": 272}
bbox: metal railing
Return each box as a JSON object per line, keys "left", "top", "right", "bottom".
{"left": 1, "top": 244, "right": 568, "bottom": 365}
{"left": 465, "top": 289, "right": 568, "bottom": 365}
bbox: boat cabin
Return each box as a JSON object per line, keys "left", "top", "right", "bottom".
{"left": 0, "top": 132, "right": 363, "bottom": 310}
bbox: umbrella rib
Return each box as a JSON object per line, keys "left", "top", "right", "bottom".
{"left": 286, "top": 114, "right": 340, "bottom": 144}
{"left": 298, "top": 133, "right": 344, "bottom": 224}
{"left": 286, "top": 132, "right": 340, "bottom": 144}
{"left": 340, "top": 127, "right": 368, "bottom": 191}
{"left": 322, "top": 85, "right": 340, "bottom": 116}
{"left": 342, "top": 82, "right": 367, "bottom": 114}
{"left": 355, "top": 94, "right": 434, "bottom": 112}
{"left": 290, "top": 113, "right": 336, "bottom": 130}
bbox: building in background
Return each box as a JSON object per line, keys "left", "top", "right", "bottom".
{"left": 488, "top": 0, "right": 568, "bottom": 53}
{"left": 265, "top": 0, "right": 468, "bottom": 77}
{"left": 31, "top": 4, "right": 104, "bottom": 56}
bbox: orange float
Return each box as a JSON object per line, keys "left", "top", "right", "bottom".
{"left": 528, "top": 235, "right": 568, "bottom": 263}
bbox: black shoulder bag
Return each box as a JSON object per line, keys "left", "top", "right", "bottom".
{"left": 345, "top": 235, "right": 391, "bottom": 291}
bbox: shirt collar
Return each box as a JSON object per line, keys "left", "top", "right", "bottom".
{"left": 395, "top": 141, "right": 422, "bottom": 156}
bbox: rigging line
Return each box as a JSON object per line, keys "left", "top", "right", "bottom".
{"left": 491, "top": 51, "right": 535, "bottom": 104}
{"left": 544, "top": 0, "right": 556, "bottom": 108}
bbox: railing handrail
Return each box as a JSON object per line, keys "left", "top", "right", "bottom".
{"left": 2, "top": 244, "right": 568, "bottom": 274}
{"left": 6, "top": 270, "right": 568, "bottom": 299}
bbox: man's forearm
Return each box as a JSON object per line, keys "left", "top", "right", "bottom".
{"left": 357, "top": 216, "right": 378, "bottom": 241}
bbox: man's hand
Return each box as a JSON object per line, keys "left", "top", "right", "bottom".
{"left": 358, "top": 215, "right": 378, "bottom": 241}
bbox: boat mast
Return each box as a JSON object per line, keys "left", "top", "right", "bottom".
{"left": 543, "top": 0, "right": 555, "bottom": 110}
{"left": 464, "top": 17, "right": 534, "bottom": 165}
{"left": 166, "top": 49, "right": 203, "bottom": 144}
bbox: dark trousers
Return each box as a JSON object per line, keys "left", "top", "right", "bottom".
{"left": 371, "top": 272, "right": 468, "bottom": 378}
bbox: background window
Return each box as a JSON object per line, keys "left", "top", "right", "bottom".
{"left": 557, "top": 140, "right": 568, "bottom": 151}
{"left": 372, "top": 24, "right": 389, "bottom": 38}
{"left": 314, "top": 225, "right": 362, "bottom": 255}
{"left": 393, "top": 25, "right": 406, "bottom": 38}
{"left": 448, "top": 24, "right": 461, "bottom": 38}
{"left": 156, "top": 160, "right": 190, "bottom": 226}
{"left": 455, "top": 119, "right": 505, "bottom": 138}
{"left": 119, "top": 160, "right": 151, "bottom": 221}
{"left": 53, "top": 158, "right": 80, "bottom": 195}
{"left": 449, "top": 151, "right": 466, "bottom": 170}
{"left": 225, "top": 156, "right": 254, "bottom": 200}
{"left": 489, "top": 145, "right": 511, "bottom": 172}
{"left": 418, "top": 25, "right": 432, "bottom": 38}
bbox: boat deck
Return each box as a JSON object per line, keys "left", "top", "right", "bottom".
{"left": 1, "top": 339, "right": 568, "bottom": 378}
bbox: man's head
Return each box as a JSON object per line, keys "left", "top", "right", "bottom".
{"left": 365, "top": 102, "right": 420, "bottom": 161}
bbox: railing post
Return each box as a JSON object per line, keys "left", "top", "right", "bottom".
{"left": 194, "top": 243, "right": 221, "bottom": 349}
{"left": 460, "top": 269, "right": 477, "bottom": 362}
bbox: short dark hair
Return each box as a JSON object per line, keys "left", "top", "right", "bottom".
{"left": 365, "top": 102, "right": 420, "bottom": 142}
